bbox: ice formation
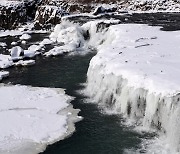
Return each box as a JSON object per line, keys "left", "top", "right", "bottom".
{"left": 0, "top": 85, "right": 81, "bottom": 154}
{"left": 75, "top": 22, "right": 180, "bottom": 153}
{"left": 46, "top": 20, "right": 85, "bottom": 56}
{"left": 46, "top": 20, "right": 120, "bottom": 56}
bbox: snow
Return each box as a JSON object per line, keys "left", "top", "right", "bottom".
{"left": 11, "top": 41, "right": 18, "bottom": 46}
{"left": 10, "top": 46, "right": 24, "bottom": 61}
{"left": 21, "top": 40, "right": 26, "bottom": 44}
{"left": 0, "top": 85, "right": 80, "bottom": 154}
{"left": 46, "top": 20, "right": 119, "bottom": 56}
{"left": 83, "top": 22, "right": 180, "bottom": 153}
{"left": 0, "top": 0, "right": 22, "bottom": 7}
{"left": 0, "top": 42, "right": 7, "bottom": 47}
{"left": 50, "top": 21, "right": 84, "bottom": 47}
{"left": 24, "top": 50, "right": 36, "bottom": 58}
{"left": 40, "top": 38, "right": 53, "bottom": 46}
{"left": 119, "top": 0, "right": 180, "bottom": 12}
{"left": 44, "top": 46, "right": 69, "bottom": 57}
{"left": 0, "top": 71, "right": 9, "bottom": 81}
{"left": 0, "top": 30, "right": 23, "bottom": 38}
{"left": 86, "top": 23, "right": 180, "bottom": 96}
{"left": 19, "top": 34, "right": 31, "bottom": 40}
{"left": 14, "top": 60, "right": 35, "bottom": 66}
{"left": 0, "top": 54, "right": 13, "bottom": 69}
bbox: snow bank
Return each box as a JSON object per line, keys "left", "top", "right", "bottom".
{"left": 0, "top": 85, "right": 81, "bottom": 154}
{"left": 82, "top": 22, "right": 180, "bottom": 153}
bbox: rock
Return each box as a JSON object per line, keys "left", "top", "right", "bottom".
{"left": 0, "top": 0, "right": 42, "bottom": 29}
{"left": 10, "top": 46, "right": 24, "bottom": 61}
{"left": 34, "top": 0, "right": 69, "bottom": 29}
{"left": 93, "top": 5, "right": 117, "bottom": 15}
{"left": 0, "top": 1, "right": 26, "bottom": 29}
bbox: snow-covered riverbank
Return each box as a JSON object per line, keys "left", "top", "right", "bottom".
{"left": 0, "top": 85, "right": 81, "bottom": 154}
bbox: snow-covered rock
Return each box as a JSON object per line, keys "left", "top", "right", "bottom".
{"left": 44, "top": 45, "right": 73, "bottom": 56}
{"left": 34, "top": 3, "right": 69, "bottom": 29}
{"left": 19, "top": 33, "right": 31, "bottom": 40}
{"left": 0, "top": 42, "right": 7, "bottom": 47}
{"left": 11, "top": 41, "right": 18, "bottom": 46}
{"left": 93, "top": 4, "right": 117, "bottom": 15}
{"left": 0, "top": 71, "right": 9, "bottom": 81}
{"left": 118, "top": 0, "right": 180, "bottom": 12}
{"left": 0, "top": 85, "right": 81, "bottom": 154}
{"left": 0, "top": 54, "right": 13, "bottom": 69}
{"left": 0, "top": 1, "right": 26, "bottom": 29}
{"left": 40, "top": 38, "right": 53, "bottom": 45}
{"left": 10, "top": 46, "right": 24, "bottom": 61}
{"left": 14, "top": 60, "right": 36, "bottom": 66}
{"left": 46, "top": 21, "right": 85, "bottom": 56}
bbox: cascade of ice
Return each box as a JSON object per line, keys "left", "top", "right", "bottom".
{"left": 82, "top": 22, "right": 180, "bottom": 153}
{"left": 85, "top": 60, "right": 180, "bottom": 152}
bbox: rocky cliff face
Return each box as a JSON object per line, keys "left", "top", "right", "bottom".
{"left": 1, "top": 0, "right": 180, "bottom": 30}
{"left": 0, "top": 1, "right": 26, "bottom": 30}
{"left": 0, "top": 0, "right": 41, "bottom": 29}
{"left": 34, "top": 0, "right": 69, "bottom": 29}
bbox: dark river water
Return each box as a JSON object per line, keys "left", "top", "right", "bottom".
{"left": 3, "top": 54, "right": 148, "bottom": 154}
{"left": 1, "top": 12, "right": 180, "bottom": 154}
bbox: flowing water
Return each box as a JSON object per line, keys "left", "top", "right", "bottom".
{"left": 1, "top": 13, "right": 180, "bottom": 154}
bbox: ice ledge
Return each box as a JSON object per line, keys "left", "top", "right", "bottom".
{"left": 83, "top": 23, "right": 180, "bottom": 152}
{"left": 87, "top": 24, "right": 180, "bottom": 97}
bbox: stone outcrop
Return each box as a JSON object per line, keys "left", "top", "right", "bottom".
{"left": 1, "top": 0, "right": 180, "bottom": 30}
{"left": 0, "top": 1, "right": 26, "bottom": 29}
{"left": 118, "top": 0, "right": 180, "bottom": 12}
{"left": 34, "top": 0, "right": 69, "bottom": 29}
{"left": 0, "top": 0, "right": 42, "bottom": 29}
